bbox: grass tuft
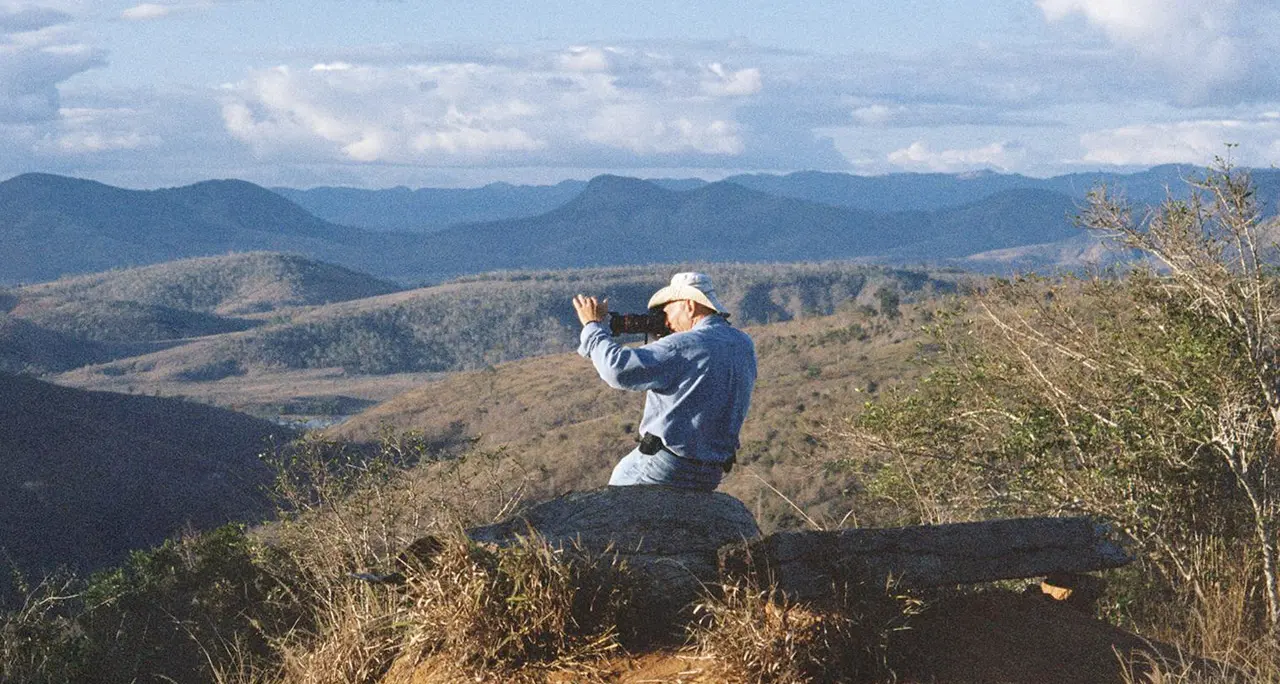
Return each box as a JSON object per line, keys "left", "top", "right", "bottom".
{"left": 692, "top": 579, "right": 918, "bottom": 684}
{"left": 401, "top": 534, "right": 632, "bottom": 681}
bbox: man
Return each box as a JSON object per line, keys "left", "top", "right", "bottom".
{"left": 572, "top": 272, "right": 756, "bottom": 491}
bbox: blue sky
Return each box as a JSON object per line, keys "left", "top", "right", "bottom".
{"left": 3, "top": 0, "right": 1280, "bottom": 188}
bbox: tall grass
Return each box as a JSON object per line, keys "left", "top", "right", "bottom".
{"left": 1116, "top": 538, "right": 1280, "bottom": 683}
{"left": 692, "top": 578, "right": 919, "bottom": 684}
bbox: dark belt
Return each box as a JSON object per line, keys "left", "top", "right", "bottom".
{"left": 638, "top": 433, "right": 734, "bottom": 474}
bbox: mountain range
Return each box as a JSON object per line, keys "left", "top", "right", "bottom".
{"left": 6, "top": 164, "right": 1278, "bottom": 286}
{"left": 278, "top": 164, "right": 1280, "bottom": 231}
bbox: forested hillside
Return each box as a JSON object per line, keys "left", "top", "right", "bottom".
{"left": 0, "top": 373, "right": 290, "bottom": 582}
{"left": 2, "top": 254, "right": 402, "bottom": 374}
{"left": 46, "top": 263, "right": 959, "bottom": 414}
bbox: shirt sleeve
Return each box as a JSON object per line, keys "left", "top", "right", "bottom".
{"left": 577, "top": 322, "right": 685, "bottom": 392}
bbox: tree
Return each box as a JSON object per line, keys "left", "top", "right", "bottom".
{"left": 839, "top": 159, "right": 1280, "bottom": 627}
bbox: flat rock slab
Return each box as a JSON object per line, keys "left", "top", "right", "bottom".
{"left": 720, "top": 516, "right": 1132, "bottom": 601}
{"left": 466, "top": 486, "right": 761, "bottom": 622}
{"left": 469, "top": 485, "right": 760, "bottom": 576}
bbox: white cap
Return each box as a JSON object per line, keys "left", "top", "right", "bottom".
{"left": 647, "top": 272, "right": 728, "bottom": 314}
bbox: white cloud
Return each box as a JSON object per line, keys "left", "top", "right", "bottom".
{"left": 221, "top": 63, "right": 549, "bottom": 162}
{"left": 702, "top": 63, "right": 761, "bottom": 97}
{"left": 1038, "top": 0, "right": 1279, "bottom": 103}
{"left": 887, "top": 140, "right": 1026, "bottom": 172}
{"left": 220, "top": 47, "right": 763, "bottom": 166}
{"left": 0, "top": 6, "right": 71, "bottom": 32}
{"left": 585, "top": 104, "right": 742, "bottom": 154}
{"left": 1078, "top": 118, "right": 1280, "bottom": 166}
{"left": 412, "top": 126, "right": 543, "bottom": 154}
{"left": 559, "top": 46, "right": 609, "bottom": 73}
{"left": 852, "top": 104, "right": 895, "bottom": 126}
{"left": 311, "top": 62, "right": 353, "bottom": 72}
{"left": 36, "top": 106, "right": 160, "bottom": 153}
{"left": 121, "top": 3, "right": 172, "bottom": 20}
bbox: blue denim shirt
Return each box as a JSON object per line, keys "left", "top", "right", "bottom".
{"left": 578, "top": 315, "right": 756, "bottom": 466}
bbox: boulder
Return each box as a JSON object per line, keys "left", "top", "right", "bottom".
{"left": 719, "top": 516, "right": 1131, "bottom": 601}
{"left": 380, "top": 490, "right": 1134, "bottom": 631}
{"left": 466, "top": 486, "right": 761, "bottom": 623}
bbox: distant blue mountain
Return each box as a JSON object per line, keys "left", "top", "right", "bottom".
{"left": 725, "top": 164, "right": 1280, "bottom": 214}
{"left": 271, "top": 177, "right": 712, "bottom": 232}
{"left": 272, "top": 180, "right": 588, "bottom": 233}
{"left": 8, "top": 165, "right": 1274, "bottom": 285}
{"left": 723, "top": 169, "right": 1044, "bottom": 212}
{"left": 274, "top": 165, "right": 1280, "bottom": 235}
{"left": 405, "top": 176, "right": 1080, "bottom": 279}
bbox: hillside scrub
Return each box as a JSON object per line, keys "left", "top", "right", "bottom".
{"left": 693, "top": 579, "right": 917, "bottom": 683}
{"left": 18, "top": 253, "right": 401, "bottom": 316}
{"left": 48, "top": 262, "right": 956, "bottom": 382}
{"left": 1, "top": 427, "right": 930, "bottom": 683}
{"left": 838, "top": 160, "right": 1280, "bottom": 648}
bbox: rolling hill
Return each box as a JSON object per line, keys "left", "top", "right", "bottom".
{"left": 16, "top": 252, "right": 402, "bottom": 317}
{"left": 2, "top": 254, "right": 403, "bottom": 373}
{"left": 50, "top": 263, "right": 959, "bottom": 397}
{"left": 0, "top": 373, "right": 292, "bottom": 583}
{"left": 0, "top": 314, "right": 130, "bottom": 373}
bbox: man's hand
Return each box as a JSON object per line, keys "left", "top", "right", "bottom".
{"left": 573, "top": 295, "right": 609, "bottom": 327}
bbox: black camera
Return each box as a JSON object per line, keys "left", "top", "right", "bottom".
{"left": 608, "top": 311, "right": 672, "bottom": 339}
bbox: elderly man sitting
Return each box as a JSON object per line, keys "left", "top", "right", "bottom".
{"left": 572, "top": 272, "right": 757, "bottom": 491}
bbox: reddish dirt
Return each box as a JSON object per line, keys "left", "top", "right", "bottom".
{"left": 387, "top": 589, "right": 1211, "bottom": 683}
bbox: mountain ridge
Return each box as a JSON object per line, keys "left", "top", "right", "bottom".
{"left": 8, "top": 166, "right": 1250, "bottom": 285}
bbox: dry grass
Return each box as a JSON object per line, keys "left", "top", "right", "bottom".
{"left": 272, "top": 585, "right": 405, "bottom": 684}
{"left": 0, "top": 573, "right": 85, "bottom": 683}
{"left": 399, "top": 535, "right": 631, "bottom": 682}
{"left": 201, "top": 433, "right": 643, "bottom": 684}
{"left": 692, "top": 579, "right": 918, "bottom": 684}
{"left": 1118, "top": 538, "right": 1280, "bottom": 683}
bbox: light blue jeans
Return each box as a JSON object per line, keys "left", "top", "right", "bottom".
{"left": 608, "top": 447, "right": 723, "bottom": 491}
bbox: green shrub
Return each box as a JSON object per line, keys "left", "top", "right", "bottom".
{"left": 838, "top": 159, "right": 1280, "bottom": 630}
{"left": 1, "top": 525, "right": 299, "bottom": 684}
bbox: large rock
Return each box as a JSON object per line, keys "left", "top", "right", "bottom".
{"left": 466, "top": 486, "right": 761, "bottom": 622}
{"left": 719, "top": 516, "right": 1132, "bottom": 601}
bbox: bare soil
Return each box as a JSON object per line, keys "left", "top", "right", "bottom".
{"left": 387, "top": 588, "right": 1211, "bottom": 683}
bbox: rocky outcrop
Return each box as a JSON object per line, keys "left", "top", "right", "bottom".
{"left": 719, "top": 516, "right": 1132, "bottom": 601}
{"left": 389, "top": 487, "right": 1131, "bottom": 623}
{"left": 465, "top": 486, "right": 761, "bottom": 622}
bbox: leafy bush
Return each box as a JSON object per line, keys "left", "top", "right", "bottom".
{"left": 838, "top": 159, "right": 1280, "bottom": 630}
{"left": 0, "top": 525, "right": 298, "bottom": 684}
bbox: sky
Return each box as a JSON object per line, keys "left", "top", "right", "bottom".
{"left": 3, "top": 0, "right": 1280, "bottom": 189}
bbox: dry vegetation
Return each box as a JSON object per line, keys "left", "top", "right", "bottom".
{"left": 11, "top": 165, "right": 1280, "bottom": 681}
{"left": 836, "top": 161, "right": 1280, "bottom": 681}
{"left": 323, "top": 298, "right": 930, "bottom": 532}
